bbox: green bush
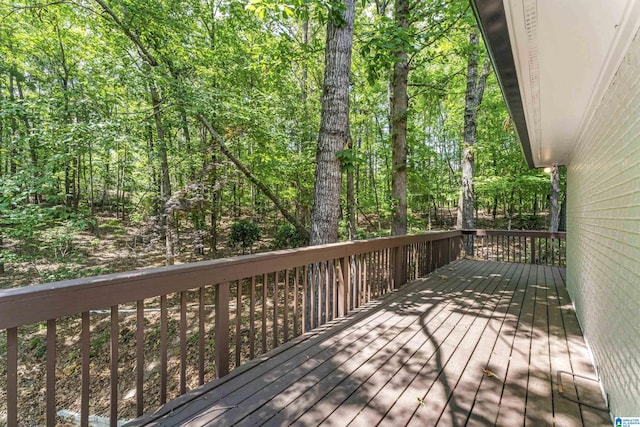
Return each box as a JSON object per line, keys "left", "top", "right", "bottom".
{"left": 228, "top": 219, "right": 261, "bottom": 254}
{"left": 272, "top": 223, "right": 307, "bottom": 249}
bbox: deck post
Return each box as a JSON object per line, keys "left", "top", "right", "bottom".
{"left": 215, "top": 282, "right": 230, "bottom": 378}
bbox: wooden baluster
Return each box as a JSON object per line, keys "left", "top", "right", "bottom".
{"left": 284, "top": 269, "right": 289, "bottom": 342}
{"left": 293, "top": 267, "right": 299, "bottom": 337}
{"left": 262, "top": 274, "right": 267, "bottom": 353}
{"left": 135, "top": 302, "right": 144, "bottom": 415}
{"left": 393, "top": 246, "right": 402, "bottom": 289}
{"left": 180, "top": 291, "right": 187, "bottom": 394}
{"left": 235, "top": 281, "right": 242, "bottom": 368}
{"left": 324, "top": 261, "right": 330, "bottom": 323}
{"left": 198, "top": 288, "right": 205, "bottom": 385}
{"left": 338, "top": 256, "right": 349, "bottom": 317}
{"left": 81, "top": 312, "right": 91, "bottom": 425}
{"left": 7, "top": 327, "right": 18, "bottom": 427}
{"left": 312, "top": 266, "right": 317, "bottom": 328}
{"left": 302, "top": 265, "right": 308, "bottom": 333}
{"left": 249, "top": 277, "right": 256, "bottom": 359}
{"left": 109, "top": 309, "right": 118, "bottom": 427}
{"left": 160, "top": 296, "right": 167, "bottom": 403}
{"left": 531, "top": 237, "right": 537, "bottom": 264}
{"left": 273, "top": 272, "right": 279, "bottom": 347}
{"left": 215, "top": 283, "right": 230, "bottom": 378}
{"left": 47, "top": 319, "right": 57, "bottom": 427}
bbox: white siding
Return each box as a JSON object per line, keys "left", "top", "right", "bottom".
{"left": 567, "top": 31, "right": 640, "bottom": 417}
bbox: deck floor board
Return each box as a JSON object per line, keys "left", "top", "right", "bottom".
{"left": 130, "top": 259, "right": 611, "bottom": 427}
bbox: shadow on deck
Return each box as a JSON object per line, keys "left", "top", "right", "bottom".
{"left": 128, "top": 259, "right": 610, "bottom": 426}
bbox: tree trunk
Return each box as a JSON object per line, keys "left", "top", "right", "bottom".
{"left": 210, "top": 147, "right": 220, "bottom": 255}
{"left": 346, "top": 134, "right": 357, "bottom": 240}
{"left": 457, "top": 30, "right": 492, "bottom": 255}
{"left": 370, "top": 119, "right": 382, "bottom": 228}
{"left": 390, "top": 0, "right": 409, "bottom": 236}
{"left": 89, "top": 141, "right": 95, "bottom": 214}
{"left": 7, "top": 74, "right": 18, "bottom": 175}
{"left": 309, "top": 0, "right": 355, "bottom": 245}
{"left": 559, "top": 191, "right": 567, "bottom": 232}
{"left": 0, "top": 234, "right": 4, "bottom": 275}
{"left": 149, "top": 81, "right": 174, "bottom": 265}
{"left": 549, "top": 164, "right": 560, "bottom": 232}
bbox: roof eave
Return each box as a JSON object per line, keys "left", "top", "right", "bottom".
{"left": 469, "top": 0, "right": 535, "bottom": 168}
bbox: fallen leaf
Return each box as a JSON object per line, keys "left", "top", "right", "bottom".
{"left": 482, "top": 368, "right": 501, "bottom": 381}
{"left": 417, "top": 397, "right": 426, "bottom": 407}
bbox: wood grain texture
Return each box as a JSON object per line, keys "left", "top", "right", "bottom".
{"left": 132, "top": 260, "right": 609, "bottom": 427}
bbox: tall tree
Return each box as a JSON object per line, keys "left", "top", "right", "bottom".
{"left": 390, "top": 0, "right": 409, "bottom": 236}
{"left": 457, "top": 30, "right": 491, "bottom": 254}
{"left": 309, "top": 0, "right": 356, "bottom": 245}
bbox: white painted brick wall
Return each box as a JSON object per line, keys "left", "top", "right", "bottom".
{"left": 566, "top": 30, "right": 640, "bottom": 417}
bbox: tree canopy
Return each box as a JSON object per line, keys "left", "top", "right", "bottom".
{"left": 0, "top": 0, "right": 562, "bottom": 283}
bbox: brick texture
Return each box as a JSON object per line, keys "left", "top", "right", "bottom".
{"left": 566, "top": 31, "right": 640, "bottom": 417}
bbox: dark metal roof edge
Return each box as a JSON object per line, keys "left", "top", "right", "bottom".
{"left": 469, "top": 0, "right": 535, "bottom": 168}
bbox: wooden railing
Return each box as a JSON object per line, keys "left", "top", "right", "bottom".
{"left": 0, "top": 231, "right": 462, "bottom": 427}
{"left": 462, "top": 229, "right": 567, "bottom": 266}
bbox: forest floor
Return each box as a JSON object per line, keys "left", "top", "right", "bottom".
{"left": 0, "top": 210, "right": 548, "bottom": 290}
{"left": 0, "top": 215, "right": 259, "bottom": 290}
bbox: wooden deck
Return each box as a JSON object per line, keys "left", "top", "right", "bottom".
{"left": 129, "top": 259, "right": 611, "bottom": 427}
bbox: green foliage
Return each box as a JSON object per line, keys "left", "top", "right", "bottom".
{"left": 229, "top": 219, "right": 261, "bottom": 254}
{"left": 272, "top": 223, "right": 307, "bottom": 249}
{"left": 40, "top": 267, "right": 78, "bottom": 283}
{"left": 335, "top": 149, "right": 363, "bottom": 173}
{"left": 29, "top": 336, "right": 47, "bottom": 359}
{"left": 0, "top": 0, "right": 562, "bottom": 279}
{"left": 338, "top": 218, "right": 368, "bottom": 240}
{"left": 90, "top": 329, "right": 110, "bottom": 357}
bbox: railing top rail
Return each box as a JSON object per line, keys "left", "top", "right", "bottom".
{"left": 461, "top": 229, "right": 566, "bottom": 239}
{"left": 0, "top": 230, "right": 461, "bottom": 330}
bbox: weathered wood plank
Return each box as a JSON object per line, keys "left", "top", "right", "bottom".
{"left": 551, "top": 266, "right": 611, "bottom": 426}
{"left": 465, "top": 262, "right": 530, "bottom": 426}
{"left": 406, "top": 262, "right": 514, "bottom": 426}
{"left": 329, "top": 261, "right": 496, "bottom": 427}
{"left": 367, "top": 261, "right": 500, "bottom": 425}
{"left": 287, "top": 262, "right": 499, "bottom": 427}
{"left": 493, "top": 262, "right": 538, "bottom": 426}
{"left": 223, "top": 263, "right": 483, "bottom": 426}
{"left": 546, "top": 265, "right": 583, "bottom": 427}
{"left": 439, "top": 262, "right": 522, "bottom": 427}
{"left": 524, "top": 265, "right": 554, "bottom": 426}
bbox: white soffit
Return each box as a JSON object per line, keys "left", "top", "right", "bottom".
{"left": 502, "top": 0, "right": 640, "bottom": 167}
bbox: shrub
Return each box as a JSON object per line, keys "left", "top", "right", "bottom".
{"left": 228, "top": 219, "right": 261, "bottom": 254}
{"left": 272, "top": 223, "right": 307, "bottom": 249}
